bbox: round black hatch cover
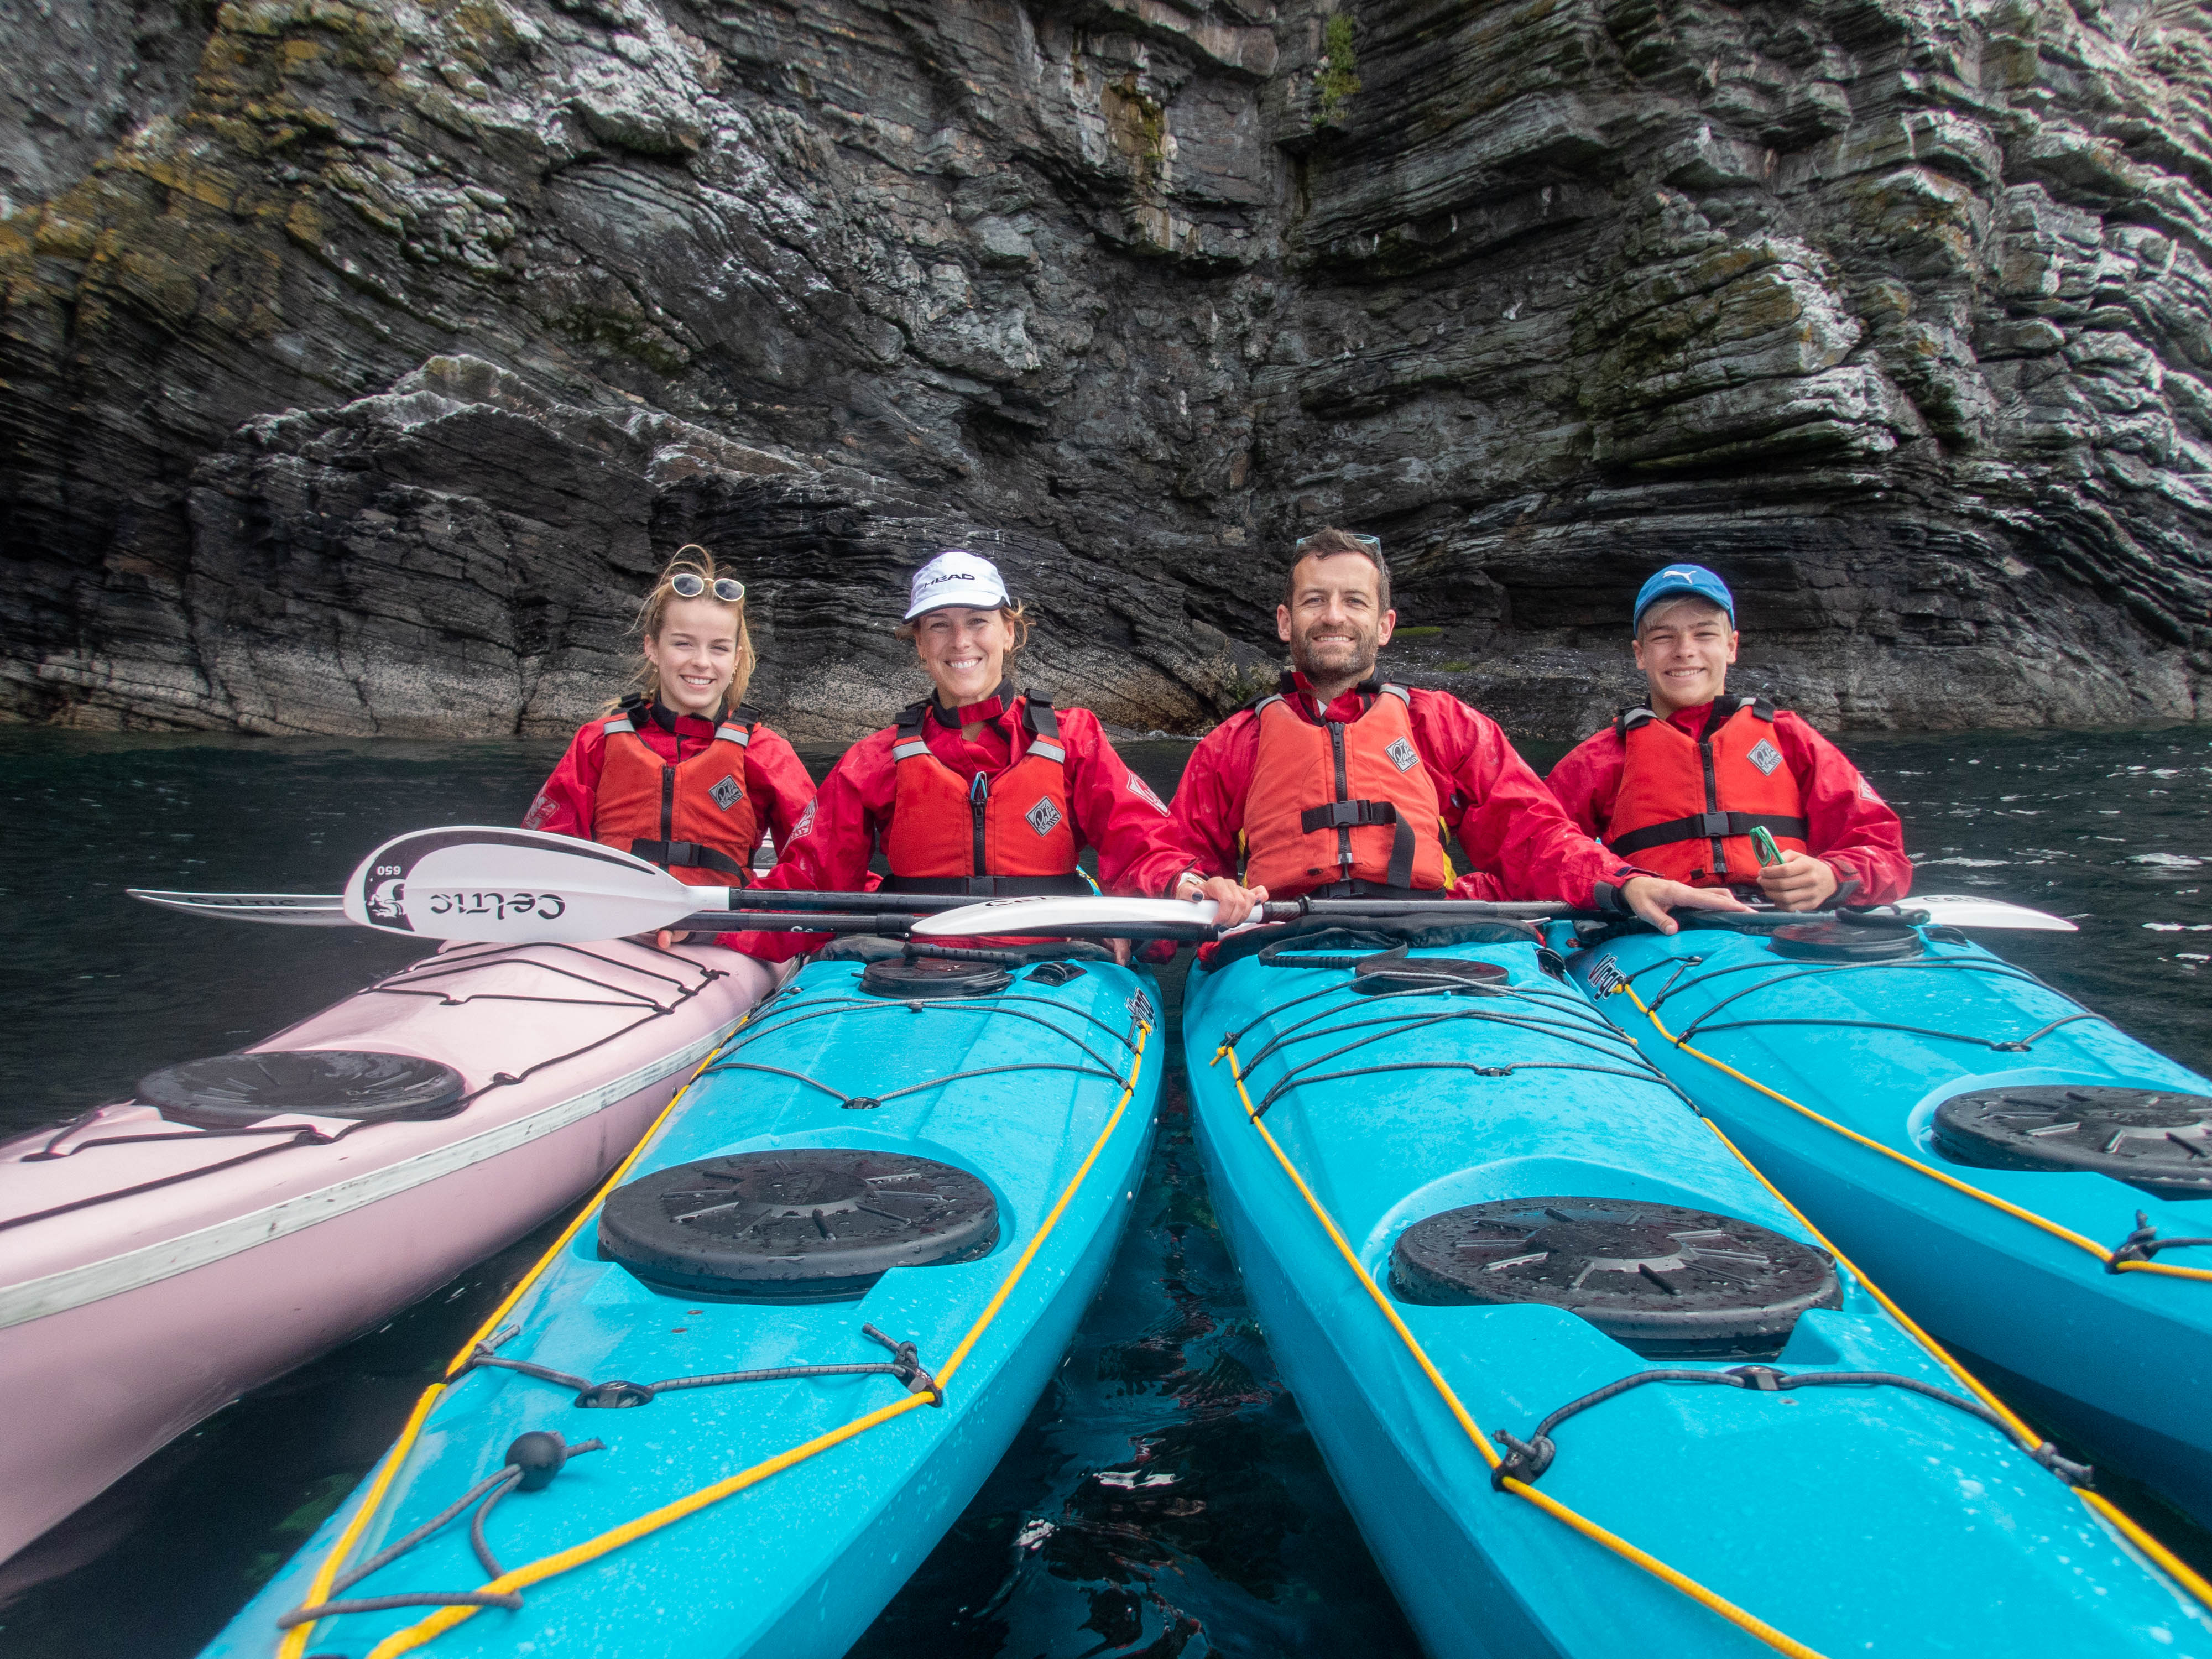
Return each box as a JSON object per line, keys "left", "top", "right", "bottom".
{"left": 1768, "top": 920, "right": 1923, "bottom": 962}
{"left": 1352, "top": 950, "right": 1510, "bottom": 996}
{"left": 599, "top": 1149, "right": 1000, "bottom": 1300}
{"left": 1390, "top": 1197, "right": 1840, "bottom": 1359}
{"left": 1932, "top": 1086, "right": 2212, "bottom": 1192}
{"left": 137, "top": 1051, "right": 468, "bottom": 1129}
{"left": 858, "top": 956, "right": 1012, "bottom": 999}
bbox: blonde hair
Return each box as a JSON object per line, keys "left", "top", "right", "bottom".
{"left": 895, "top": 600, "right": 1031, "bottom": 655}
{"left": 609, "top": 544, "right": 757, "bottom": 718}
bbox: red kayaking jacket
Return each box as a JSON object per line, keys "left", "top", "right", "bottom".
{"left": 524, "top": 700, "right": 818, "bottom": 885}
{"left": 1171, "top": 674, "right": 1641, "bottom": 907}
{"left": 1546, "top": 700, "right": 1912, "bottom": 904}
{"left": 718, "top": 688, "right": 1189, "bottom": 962}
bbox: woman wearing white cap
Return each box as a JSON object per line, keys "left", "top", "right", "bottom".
{"left": 719, "top": 549, "right": 1258, "bottom": 959}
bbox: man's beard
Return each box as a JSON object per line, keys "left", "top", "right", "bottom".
{"left": 1290, "top": 625, "right": 1378, "bottom": 683}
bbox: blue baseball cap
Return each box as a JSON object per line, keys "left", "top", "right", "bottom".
{"left": 1632, "top": 564, "right": 1734, "bottom": 629}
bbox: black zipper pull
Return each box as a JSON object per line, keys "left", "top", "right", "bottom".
{"left": 970, "top": 772, "right": 989, "bottom": 877}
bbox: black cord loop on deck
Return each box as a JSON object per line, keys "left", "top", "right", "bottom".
{"left": 1489, "top": 1365, "right": 2093, "bottom": 1492}
{"left": 2110, "top": 1211, "right": 2212, "bottom": 1271}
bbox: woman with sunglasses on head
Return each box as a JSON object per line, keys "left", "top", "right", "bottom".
{"left": 523, "top": 546, "right": 817, "bottom": 914}
{"left": 719, "top": 549, "right": 1259, "bottom": 962}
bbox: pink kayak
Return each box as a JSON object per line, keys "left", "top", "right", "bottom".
{"left": 0, "top": 937, "right": 779, "bottom": 1564}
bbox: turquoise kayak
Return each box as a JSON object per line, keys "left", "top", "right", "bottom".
{"left": 1182, "top": 917, "right": 2212, "bottom": 1658}
{"left": 204, "top": 944, "right": 1161, "bottom": 1659}
{"left": 1563, "top": 910, "right": 2212, "bottom": 1522}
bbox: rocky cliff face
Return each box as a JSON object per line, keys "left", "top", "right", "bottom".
{"left": 3, "top": 0, "right": 2209, "bottom": 743}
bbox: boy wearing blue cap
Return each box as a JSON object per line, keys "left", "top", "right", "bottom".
{"left": 1545, "top": 565, "right": 1913, "bottom": 910}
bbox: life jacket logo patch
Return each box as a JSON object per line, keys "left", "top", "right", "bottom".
{"left": 709, "top": 774, "right": 744, "bottom": 811}
{"left": 1746, "top": 739, "right": 1784, "bottom": 776}
{"left": 1385, "top": 737, "right": 1420, "bottom": 773}
{"left": 1026, "top": 797, "right": 1064, "bottom": 836}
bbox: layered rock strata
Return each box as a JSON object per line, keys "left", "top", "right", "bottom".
{"left": 2, "top": 0, "right": 2209, "bottom": 741}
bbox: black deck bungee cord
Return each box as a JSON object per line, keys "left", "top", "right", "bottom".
{"left": 277, "top": 1432, "right": 608, "bottom": 1628}
{"left": 460, "top": 1321, "right": 941, "bottom": 1409}
{"left": 3, "top": 943, "right": 734, "bottom": 1229}
{"left": 1489, "top": 1364, "right": 2094, "bottom": 1491}
{"left": 1225, "top": 951, "right": 1702, "bottom": 1117}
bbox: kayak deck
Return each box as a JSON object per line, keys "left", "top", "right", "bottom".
{"left": 1185, "top": 933, "right": 2212, "bottom": 1658}
{"left": 1, "top": 940, "right": 774, "bottom": 1566}
{"left": 212, "top": 952, "right": 1162, "bottom": 1659}
{"left": 1567, "top": 918, "right": 2212, "bottom": 1520}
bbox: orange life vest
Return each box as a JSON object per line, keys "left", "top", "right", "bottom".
{"left": 880, "top": 694, "right": 1092, "bottom": 898}
{"left": 1606, "top": 698, "right": 1807, "bottom": 886}
{"left": 1241, "top": 679, "right": 1449, "bottom": 899}
{"left": 591, "top": 701, "right": 761, "bottom": 887}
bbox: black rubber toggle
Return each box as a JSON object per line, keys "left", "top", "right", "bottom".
{"left": 503, "top": 1430, "right": 572, "bottom": 1488}
{"left": 1391, "top": 1197, "right": 1841, "bottom": 1359}
{"left": 600, "top": 1149, "right": 1000, "bottom": 1300}
{"left": 137, "top": 1050, "right": 468, "bottom": 1129}
{"left": 1932, "top": 1086, "right": 2212, "bottom": 1192}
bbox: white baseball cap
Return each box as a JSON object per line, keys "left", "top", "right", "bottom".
{"left": 904, "top": 549, "right": 1011, "bottom": 620}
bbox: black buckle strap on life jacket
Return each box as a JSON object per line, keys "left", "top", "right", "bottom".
{"left": 1021, "top": 692, "right": 1060, "bottom": 740}
{"left": 1300, "top": 800, "right": 1400, "bottom": 832}
{"left": 1296, "top": 800, "right": 1417, "bottom": 889}
{"left": 878, "top": 874, "right": 1095, "bottom": 898}
{"left": 1605, "top": 811, "right": 1809, "bottom": 857}
{"left": 629, "top": 839, "right": 751, "bottom": 879}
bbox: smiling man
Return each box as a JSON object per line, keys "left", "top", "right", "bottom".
{"left": 1170, "top": 529, "right": 1743, "bottom": 931}
{"left": 1545, "top": 562, "right": 1912, "bottom": 910}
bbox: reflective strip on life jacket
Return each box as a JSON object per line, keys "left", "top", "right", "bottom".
{"left": 1241, "top": 681, "right": 1448, "bottom": 900}
{"left": 880, "top": 696, "right": 1091, "bottom": 898}
{"left": 1606, "top": 700, "right": 1808, "bottom": 885}
{"left": 591, "top": 719, "right": 762, "bottom": 887}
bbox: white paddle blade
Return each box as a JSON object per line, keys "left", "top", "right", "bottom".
{"left": 128, "top": 890, "right": 353, "bottom": 927}
{"left": 911, "top": 895, "right": 1220, "bottom": 938}
{"left": 343, "top": 827, "right": 724, "bottom": 942}
{"left": 1909, "top": 895, "right": 2079, "bottom": 933}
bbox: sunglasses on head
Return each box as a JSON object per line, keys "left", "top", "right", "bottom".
{"left": 1293, "top": 532, "right": 1383, "bottom": 554}
{"left": 669, "top": 572, "right": 745, "bottom": 603}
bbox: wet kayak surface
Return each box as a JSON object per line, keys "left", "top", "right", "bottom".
{"left": 1, "top": 722, "right": 2208, "bottom": 1656}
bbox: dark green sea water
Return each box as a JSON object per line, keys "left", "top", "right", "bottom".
{"left": 0, "top": 722, "right": 2208, "bottom": 1656}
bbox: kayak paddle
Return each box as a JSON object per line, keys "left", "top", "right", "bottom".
{"left": 1896, "top": 894, "right": 2079, "bottom": 933}
{"left": 128, "top": 891, "right": 354, "bottom": 927}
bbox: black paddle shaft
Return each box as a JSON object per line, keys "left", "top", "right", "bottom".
{"left": 676, "top": 911, "right": 915, "bottom": 934}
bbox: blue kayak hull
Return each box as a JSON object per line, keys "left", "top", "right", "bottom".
{"left": 1185, "top": 934, "right": 2212, "bottom": 1658}
{"left": 1566, "top": 921, "right": 2212, "bottom": 1522}
{"left": 206, "top": 954, "right": 1162, "bottom": 1659}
